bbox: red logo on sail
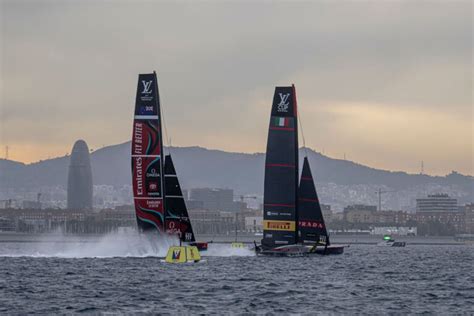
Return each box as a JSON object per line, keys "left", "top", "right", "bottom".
{"left": 299, "top": 220, "right": 324, "bottom": 229}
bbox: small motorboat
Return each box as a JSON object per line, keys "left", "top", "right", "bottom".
{"left": 377, "top": 235, "right": 406, "bottom": 247}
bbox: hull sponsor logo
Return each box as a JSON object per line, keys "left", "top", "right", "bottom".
{"left": 185, "top": 232, "right": 193, "bottom": 241}
{"left": 277, "top": 93, "right": 290, "bottom": 112}
{"left": 263, "top": 220, "right": 295, "bottom": 231}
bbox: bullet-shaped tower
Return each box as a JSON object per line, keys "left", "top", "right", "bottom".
{"left": 67, "top": 140, "right": 93, "bottom": 210}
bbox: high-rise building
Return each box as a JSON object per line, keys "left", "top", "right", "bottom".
{"left": 416, "top": 193, "right": 458, "bottom": 213}
{"left": 67, "top": 140, "right": 93, "bottom": 210}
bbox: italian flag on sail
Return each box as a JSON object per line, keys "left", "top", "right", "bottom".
{"left": 273, "top": 117, "right": 290, "bottom": 127}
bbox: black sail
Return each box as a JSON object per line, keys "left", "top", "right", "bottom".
{"left": 131, "top": 72, "right": 166, "bottom": 233}
{"left": 262, "top": 85, "right": 299, "bottom": 248}
{"left": 298, "top": 157, "right": 329, "bottom": 245}
{"left": 164, "top": 154, "right": 196, "bottom": 243}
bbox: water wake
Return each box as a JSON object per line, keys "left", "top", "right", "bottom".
{"left": 0, "top": 230, "right": 255, "bottom": 258}
{"left": 204, "top": 243, "right": 255, "bottom": 257}
{"left": 0, "top": 229, "right": 176, "bottom": 258}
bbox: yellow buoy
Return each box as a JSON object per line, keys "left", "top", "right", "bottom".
{"left": 165, "top": 245, "right": 201, "bottom": 263}
{"left": 231, "top": 242, "right": 245, "bottom": 248}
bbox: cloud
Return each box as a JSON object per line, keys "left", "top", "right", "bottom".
{"left": 0, "top": 1, "right": 472, "bottom": 175}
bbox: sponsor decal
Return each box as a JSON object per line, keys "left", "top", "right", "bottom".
{"left": 133, "top": 157, "right": 162, "bottom": 197}
{"left": 172, "top": 249, "right": 181, "bottom": 259}
{"left": 273, "top": 117, "right": 291, "bottom": 127}
{"left": 145, "top": 159, "right": 161, "bottom": 197}
{"left": 140, "top": 80, "right": 154, "bottom": 102}
{"left": 185, "top": 232, "right": 193, "bottom": 241}
{"left": 263, "top": 220, "right": 295, "bottom": 231}
{"left": 146, "top": 168, "right": 160, "bottom": 178}
{"left": 133, "top": 122, "right": 143, "bottom": 155}
{"left": 138, "top": 105, "right": 155, "bottom": 115}
{"left": 275, "top": 240, "right": 289, "bottom": 244}
{"left": 166, "top": 221, "right": 182, "bottom": 236}
{"left": 132, "top": 122, "right": 160, "bottom": 156}
{"left": 148, "top": 182, "right": 158, "bottom": 191}
{"left": 142, "top": 80, "right": 153, "bottom": 94}
{"left": 144, "top": 199, "right": 162, "bottom": 208}
{"left": 266, "top": 211, "right": 291, "bottom": 216}
{"left": 135, "top": 157, "right": 143, "bottom": 195}
{"left": 299, "top": 220, "right": 325, "bottom": 229}
{"left": 277, "top": 93, "right": 290, "bottom": 112}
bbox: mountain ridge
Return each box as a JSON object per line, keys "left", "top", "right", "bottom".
{"left": 1, "top": 141, "right": 472, "bottom": 192}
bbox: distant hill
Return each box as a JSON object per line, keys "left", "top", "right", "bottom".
{"left": 1, "top": 141, "right": 472, "bottom": 209}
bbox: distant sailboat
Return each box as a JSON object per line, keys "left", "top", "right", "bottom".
{"left": 131, "top": 72, "right": 207, "bottom": 251}
{"left": 255, "top": 85, "right": 344, "bottom": 256}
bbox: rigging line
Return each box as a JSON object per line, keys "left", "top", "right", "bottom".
{"left": 159, "top": 86, "right": 171, "bottom": 156}
{"left": 297, "top": 109, "right": 308, "bottom": 158}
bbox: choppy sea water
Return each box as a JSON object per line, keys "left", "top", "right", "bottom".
{"left": 0, "top": 235, "right": 472, "bottom": 314}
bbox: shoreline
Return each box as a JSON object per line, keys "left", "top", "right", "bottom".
{"left": 0, "top": 232, "right": 468, "bottom": 245}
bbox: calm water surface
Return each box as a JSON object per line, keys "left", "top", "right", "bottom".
{"left": 0, "top": 244, "right": 472, "bottom": 314}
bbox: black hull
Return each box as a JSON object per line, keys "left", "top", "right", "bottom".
{"left": 312, "top": 245, "right": 345, "bottom": 255}
{"left": 255, "top": 244, "right": 309, "bottom": 257}
{"left": 255, "top": 243, "right": 346, "bottom": 257}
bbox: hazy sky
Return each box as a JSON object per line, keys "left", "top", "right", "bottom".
{"left": 1, "top": 0, "right": 472, "bottom": 175}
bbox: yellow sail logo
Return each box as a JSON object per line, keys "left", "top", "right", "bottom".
{"left": 263, "top": 220, "right": 295, "bottom": 231}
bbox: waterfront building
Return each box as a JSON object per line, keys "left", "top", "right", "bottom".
{"left": 245, "top": 216, "right": 263, "bottom": 232}
{"left": 463, "top": 203, "right": 474, "bottom": 233}
{"left": 416, "top": 193, "right": 458, "bottom": 213}
{"left": 343, "top": 204, "right": 377, "bottom": 223}
{"left": 344, "top": 204, "right": 377, "bottom": 212}
{"left": 188, "top": 188, "right": 243, "bottom": 211}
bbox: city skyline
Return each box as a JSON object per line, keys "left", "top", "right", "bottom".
{"left": 1, "top": 1, "right": 472, "bottom": 176}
